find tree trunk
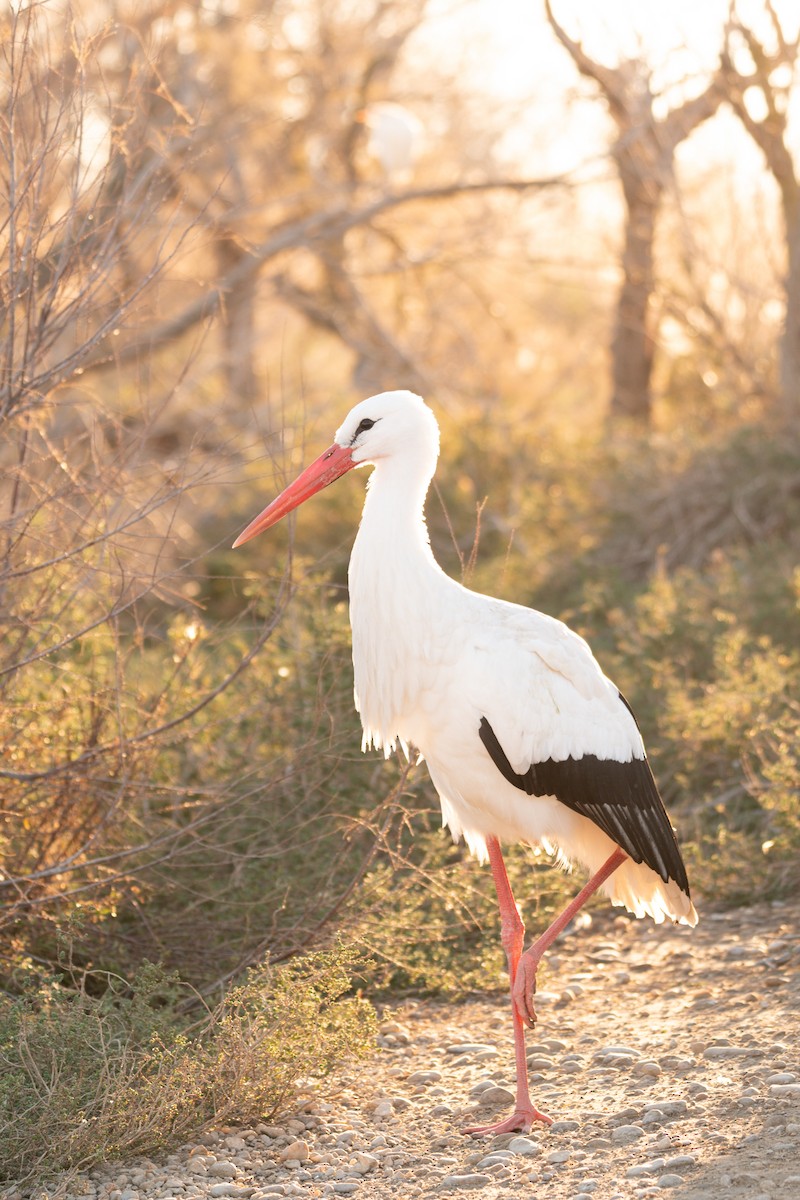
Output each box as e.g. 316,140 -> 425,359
780,208 -> 800,409
217,237 -> 259,406
611,183 -> 660,424
721,9 -> 800,415
544,2 -> 723,427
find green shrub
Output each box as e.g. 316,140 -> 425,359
0,945 -> 375,1185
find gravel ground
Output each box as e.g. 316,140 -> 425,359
11,898 -> 800,1200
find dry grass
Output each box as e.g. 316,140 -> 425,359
0,946 -> 375,1186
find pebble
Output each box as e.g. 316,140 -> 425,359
703,1045 -> 762,1060
209,1161 -> 239,1178
507,1136 -> 542,1156
477,1085 -> 515,1105
281,1140 -> 309,1162
657,1175 -> 684,1188
477,1152 -> 512,1168
643,1100 -> 687,1116
627,1164 -> 660,1178
351,1153 -> 378,1174
634,1060 -> 662,1077
440,1173 -> 492,1189
611,1124 -> 644,1144
407,1069 -> 442,1084
446,1043 -> 497,1055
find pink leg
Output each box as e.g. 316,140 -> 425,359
464,836 -> 551,1137
513,845 -> 628,1026
464,840 -> 628,1137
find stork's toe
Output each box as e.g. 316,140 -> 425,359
512,950 -> 540,1027
463,1104 -> 552,1137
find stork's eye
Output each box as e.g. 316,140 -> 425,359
353,417 -> 376,439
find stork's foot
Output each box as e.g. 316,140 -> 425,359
512,947 -> 541,1027
463,1104 -> 552,1137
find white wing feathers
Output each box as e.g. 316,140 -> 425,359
461,595 -> 644,772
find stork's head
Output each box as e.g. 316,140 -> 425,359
336,390 -> 439,467
233,390 -> 440,547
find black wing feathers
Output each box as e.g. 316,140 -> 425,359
478,715 -> 690,896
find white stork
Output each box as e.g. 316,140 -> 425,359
234,390 -> 697,1136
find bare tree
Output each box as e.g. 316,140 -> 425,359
0,4 -> 219,423
66,0 -> 564,409
722,2 -> 800,412
0,4 -> 290,955
0,0 -> 561,983
545,1 -> 724,424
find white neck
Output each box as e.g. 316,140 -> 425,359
347,454 -> 454,754
360,454 -> 436,553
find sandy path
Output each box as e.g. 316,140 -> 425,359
19,899 -> 800,1200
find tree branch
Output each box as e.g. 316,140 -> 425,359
722,5 -> 799,215
79,175 -> 567,376
544,0 -> 634,124
659,78 -> 725,156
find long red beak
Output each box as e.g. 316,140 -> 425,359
232,442 -> 355,548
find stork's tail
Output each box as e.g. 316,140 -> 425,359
603,853 -> 698,926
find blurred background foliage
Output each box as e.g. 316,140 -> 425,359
1,0 -> 799,1180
